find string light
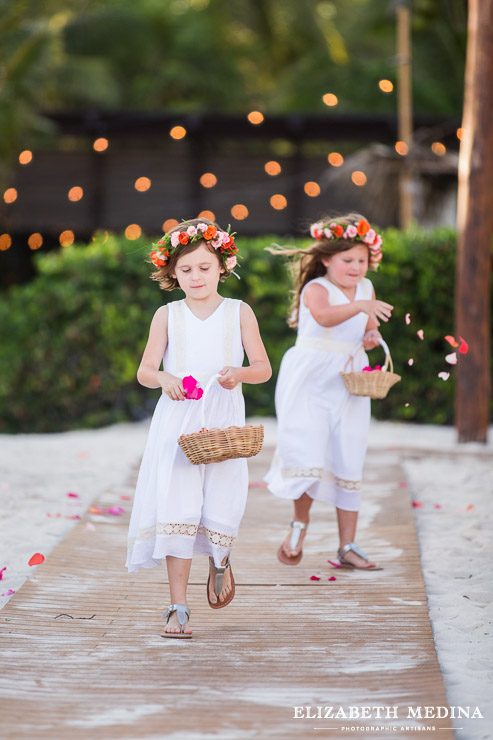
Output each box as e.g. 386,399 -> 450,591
162,219 -> 179,232
431,142 -> 446,156
379,79 -> 393,93
3,188 -> 17,204
304,182 -> 320,197
68,187 -> 83,201
0,234 -> 12,251
395,141 -> 408,156
125,224 -> 142,240
93,138 -> 109,152
59,230 -> 75,247
231,204 -> 249,220
247,111 -> 264,125
19,150 -> 33,165
328,152 -> 344,167
264,161 -> 281,176
135,177 -> 151,192
28,233 -> 43,250
270,194 -> 287,210
170,126 -> 187,140
322,93 -> 338,106
197,210 -> 215,221
200,173 -> 217,188
351,171 -> 367,186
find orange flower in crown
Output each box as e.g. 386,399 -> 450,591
309,217 -> 384,268
150,221 -> 239,275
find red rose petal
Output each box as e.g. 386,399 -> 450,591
328,576 -> 337,581
28,553 -> 45,566
412,501 -> 424,508
0,566 -> 6,580
67,492 -> 79,498
458,336 -> 469,354
310,575 -> 321,581
327,560 -> 341,568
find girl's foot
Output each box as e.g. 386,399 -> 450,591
208,555 -> 234,606
278,520 -> 308,564
162,604 -> 192,638
337,542 -> 382,570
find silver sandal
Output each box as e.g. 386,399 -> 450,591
277,520 -> 308,565
162,603 -> 192,638
207,554 -> 235,609
337,542 -> 383,571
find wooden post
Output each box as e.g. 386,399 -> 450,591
396,3 -> 413,228
455,0 -> 493,443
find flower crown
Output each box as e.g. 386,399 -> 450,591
150,222 -> 239,272
310,218 -> 383,265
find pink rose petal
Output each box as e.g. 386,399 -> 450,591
405,313 -> 411,325
458,336 -> 469,354
404,402 -> 410,407
438,372 -> 450,381
412,501 -> 424,508
434,504 -> 442,509
327,560 -> 341,568
417,329 -> 424,340
1,589 -> 15,597
445,335 -> 459,347
89,506 -> 105,515
398,481 -> 408,487
67,492 -> 79,498
0,567 -> 6,580
466,504 -> 474,511
107,506 -> 125,516
65,514 -> 81,520
328,576 -> 337,581
120,495 -> 132,501
408,358 -> 414,366
445,352 -> 457,365
28,553 -> 45,566
310,575 -> 321,581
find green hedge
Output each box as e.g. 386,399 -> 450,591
0,227 -> 487,432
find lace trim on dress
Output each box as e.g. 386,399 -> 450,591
198,524 -> 236,548
279,461 -> 361,491
128,522 -> 236,549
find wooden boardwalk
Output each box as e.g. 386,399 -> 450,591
0,444 -> 453,740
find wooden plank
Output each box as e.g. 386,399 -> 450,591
0,446 -> 453,739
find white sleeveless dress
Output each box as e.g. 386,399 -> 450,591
264,276 -> 373,511
126,297 -> 249,572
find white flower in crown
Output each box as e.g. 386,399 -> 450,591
323,227 -> 333,239
170,231 -> 180,247
226,255 -> 237,270
345,224 -> 358,238
196,222 -> 208,233
187,225 -> 197,237
310,221 -> 324,238
363,228 -> 376,244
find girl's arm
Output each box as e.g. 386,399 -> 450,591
137,306 -> 186,401
363,287 -> 383,350
218,303 -> 272,389
305,283 -> 393,328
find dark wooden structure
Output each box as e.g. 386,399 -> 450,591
455,0 -> 493,443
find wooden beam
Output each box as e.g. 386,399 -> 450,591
455,0 -> 493,442
396,4 -> 413,229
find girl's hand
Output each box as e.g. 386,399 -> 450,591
160,373 -> 185,401
363,329 -> 381,350
358,299 -> 393,325
217,366 -> 241,390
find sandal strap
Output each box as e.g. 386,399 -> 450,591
209,555 -> 231,598
289,520 -> 308,551
163,603 -> 190,631
339,542 -> 368,562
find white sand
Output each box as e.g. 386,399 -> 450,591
0,418 -> 492,739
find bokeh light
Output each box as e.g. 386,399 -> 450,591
322,93 -> 338,106
162,219 -> 179,232
247,111 -> 264,125
351,171 -> 367,186
328,152 -> 344,167
456,128 -> 464,141
264,161 -> 281,176
93,138 -> 109,152
431,141 -> 446,156
198,210 -> 215,221
135,177 -> 151,192
59,230 -> 75,247
3,188 -> 18,204
68,186 -> 83,201
270,194 -> 287,210
304,181 -> 321,197
170,126 -> 187,140
379,79 -> 394,93
19,150 -> 33,165
125,224 -> 142,240
0,234 -> 12,251
28,233 -> 43,250
231,204 -> 249,220
395,141 -> 408,156
200,173 -> 217,188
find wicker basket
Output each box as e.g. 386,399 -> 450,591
340,338 -> 401,399
178,374 -> 264,465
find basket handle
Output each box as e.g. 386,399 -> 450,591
199,373 -> 222,430
344,337 -> 394,373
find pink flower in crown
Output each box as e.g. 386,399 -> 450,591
211,235 -> 223,249
323,227 -> 333,239
170,231 -> 180,248
187,225 -> 197,237
310,222 -> 323,239
345,224 -> 358,238
225,255 -> 237,270
196,222 -> 208,233
373,234 -> 383,249
363,228 -> 376,244
220,230 -> 231,245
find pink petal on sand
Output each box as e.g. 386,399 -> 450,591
65,514 -> 81,520
417,329 -> 424,340
1,589 -> 15,597
412,501 -> 424,508
107,506 -> 125,516
120,495 -> 132,501
327,560 -> 341,568
466,504 -> 474,511
445,352 -> 457,365
89,506 -> 105,515
438,372 -> 450,381
28,553 -> 45,566
405,313 -> 411,325
248,481 -> 268,488
458,336 -> 469,354
408,358 -> 414,366
0,567 -> 6,580
328,576 -> 337,581
434,504 -> 442,509
67,492 -> 79,498
310,575 -> 321,581
445,335 -> 459,347
398,481 -> 408,487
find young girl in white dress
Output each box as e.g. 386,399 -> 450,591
127,218 -> 271,638
264,214 -> 393,570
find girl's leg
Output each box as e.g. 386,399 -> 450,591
280,493 -> 314,558
208,551 -> 234,606
336,508 -> 377,569
164,555 -> 193,635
